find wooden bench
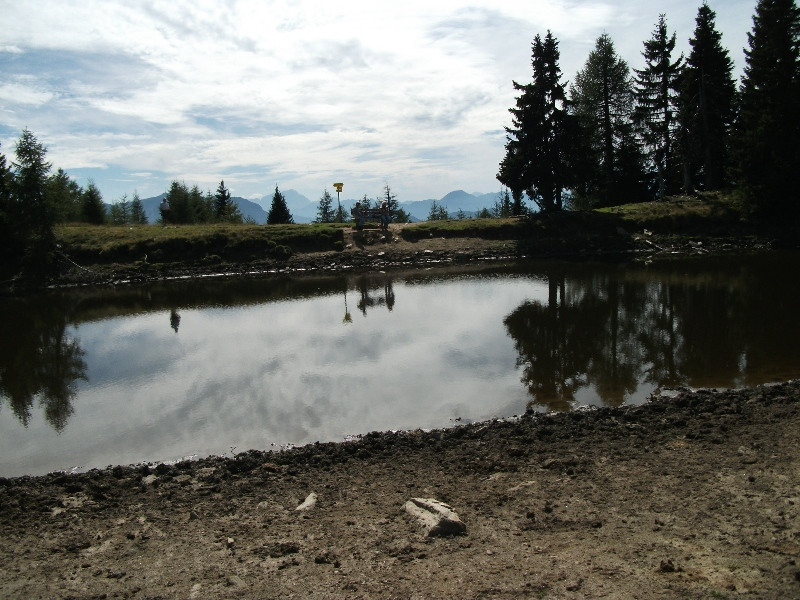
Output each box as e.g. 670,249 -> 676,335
351,207 -> 389,230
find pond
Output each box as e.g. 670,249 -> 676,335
1,251 -> 799,477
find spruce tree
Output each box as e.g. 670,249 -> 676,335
499,31 -> 573,212
213,180 -> 241,223
214,180 -> 232,220
165,181 -> 190,224
267,185 -> 294,224
0,143 -> 16,275
382,184 -> 409,223
571,34 -> 647,206
334,201 -> 348,224
189,185 -> 213,224
6,129 -> 62,278
427,200 -> 448,220
315,189 -> 335,223
81,181 -> 106,224
45,168 -> 83,222
634,15 -> 684,198
737,0 -> 800,218
130,192 -> 148,224
12,128 -> 53,235
109,194 -> 131,225
0,144 -> 10,207
679,3 -> 736,192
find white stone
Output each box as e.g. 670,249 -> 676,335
404,497 -> 466,536
295,492 -> 318,511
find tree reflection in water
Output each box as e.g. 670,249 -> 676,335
504,256 -> 800,411
504,270 -> 601,411
0,297 -> 87,431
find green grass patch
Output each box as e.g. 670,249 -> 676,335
399,218 -> 526,241
56,223 -> 346,265
596,192 -> 746,234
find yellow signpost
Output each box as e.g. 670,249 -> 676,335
333,183 -> 343,219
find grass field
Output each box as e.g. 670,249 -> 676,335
54,193 -> 759,268
55,222 -> 348,265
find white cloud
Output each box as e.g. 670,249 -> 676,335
0,0 -> 754,203
0,80 -> 54,106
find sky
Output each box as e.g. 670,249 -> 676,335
1,0 -> 756,205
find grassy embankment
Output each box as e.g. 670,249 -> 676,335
54,193 -> 781,270
397,192 -> 757,255
55,222 -> 349,268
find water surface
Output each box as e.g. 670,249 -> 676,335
1,252 -> 798,477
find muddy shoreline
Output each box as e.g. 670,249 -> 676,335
2,381 -> 799,598
33,224 -> 782,292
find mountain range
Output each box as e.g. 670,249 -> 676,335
135,189 -> 505,224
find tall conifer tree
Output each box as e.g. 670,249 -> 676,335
12,129 -> 53,235
634,15 -> 684,198
737,0 -> 800,218
267,185 -> 294,224
571,34 -> 647,206
498,31 -> 573,212
3,131 -> 59,278
214,180 -> 241,223
81,181 -> 106,224
214,180 -> 232,220
679,3 -> 736,192
130,191 -> 148,224
315,189 -> 335,223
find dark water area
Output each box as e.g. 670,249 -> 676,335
1,251 -> 798,477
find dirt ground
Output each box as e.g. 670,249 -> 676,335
2,380 -> 799,599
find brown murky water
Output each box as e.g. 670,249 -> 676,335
1,251 -> 798,476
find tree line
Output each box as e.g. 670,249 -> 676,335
498,0 -> 800,219
159,180 -> 245,225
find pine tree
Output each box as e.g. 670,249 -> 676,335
118,195 -> 130,223
571,34 -> 647,207
315,189 -> 335,223
0,142 -> 17,274
189,185 -> 213,224
214,180 -> 231,220
334,201 -> 348,224
737,0 -> 800,218
109,194 -> 131,225
679,3 -> 737,192
130,192 -> 147,224
0,144 -> 10,207
165,181 -> 190,224
4,129 -> 62,278
12,128 -> 53,235
81,180 -> 106,224
499,31 -> 573,212
428,200 -> 448,220
267,185 -> 294,224
45,168 -> 83,222
634,15 -> 684,198
214,180 -> 241,223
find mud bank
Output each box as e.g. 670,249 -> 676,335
33,223 -> 780,292
2,381 -> 799,599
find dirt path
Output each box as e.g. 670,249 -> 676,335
2,381 -> 799,599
